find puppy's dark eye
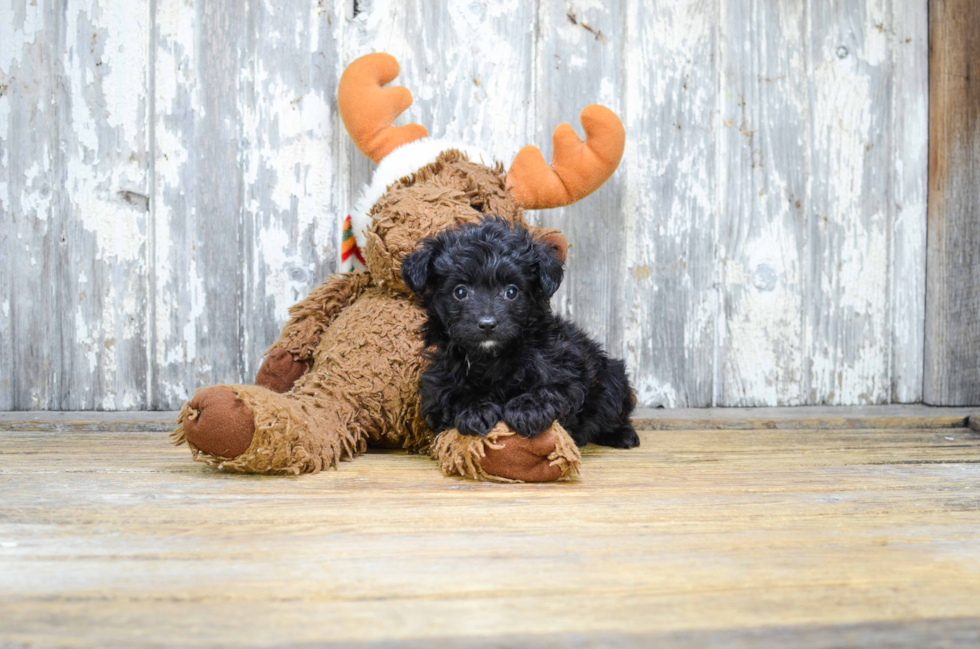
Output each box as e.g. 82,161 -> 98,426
453,285 -> 468,300
504,285 -> 519,300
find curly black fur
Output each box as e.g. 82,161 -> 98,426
401,217 -> 639,449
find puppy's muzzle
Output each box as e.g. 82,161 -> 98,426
478,316 -> 497,332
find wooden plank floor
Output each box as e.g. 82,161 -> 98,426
2,409 -> 980,647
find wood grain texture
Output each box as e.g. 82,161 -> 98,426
622,0 -> 718,408
1,1 -> 933,409
239,0 -> 344,391
924,0 -> 980,405
534,2 -> 626,358
150,0 -> 345,408
1,424 -> 979,645
151,0 -> 249,407
717,0 -> 928,407
717,0 -> 808,406
1,0 -> 150,409
0,1 -> 64,409
807,0 -> 900,405
889,0 -> 929,403
340,0 -> 538,200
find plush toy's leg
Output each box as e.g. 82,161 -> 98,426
431,422 -> 581,483
172,379 -> 367,475
173,386 -> 256,459
273,271 -> 372,361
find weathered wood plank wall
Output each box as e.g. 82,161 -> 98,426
0,0 -> 930,410
1,0 -> 151,409
924,0 -> 980,406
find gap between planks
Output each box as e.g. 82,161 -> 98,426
0,405 -> 976,433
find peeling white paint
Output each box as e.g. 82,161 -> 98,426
255,225 -> 310,322
61,0 -> 148,267
347,0 -> 530,163
0,0 -> 151,409
243,72 -> 333,233
98,0 -> 148,145
0,1 -> 45,75
633,375 -> 680,410
2,0 -> 930,409
19,161 -> 52,220
808,17 -> 891,405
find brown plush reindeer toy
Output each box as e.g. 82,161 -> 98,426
172,53 -> 625,482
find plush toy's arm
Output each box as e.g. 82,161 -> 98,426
255,271 -> 372,392
272,271 -> 372,360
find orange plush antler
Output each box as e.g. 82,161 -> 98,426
506,105 -> 625,210
338,53 -> 428,163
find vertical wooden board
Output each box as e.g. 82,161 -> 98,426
924,0 -> 980,405
62,0 -> 151,409
716,0 -> 807,406
888,0 -> 927,403
151,0 -> 247,408
622,0 -> 718,407
0,1 -> 64,409
341,0 -> 537,201
0,0 -> 150,410
534,1 -> 627,362
806,0 -> 892,405
239,1 -> 344,380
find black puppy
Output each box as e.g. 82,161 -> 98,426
400,217 -> 639,449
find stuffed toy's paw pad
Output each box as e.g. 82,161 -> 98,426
175,386 -> 256,459
432,422 -> 581,483
255,348 -> 309,393
482,424 -> 573,482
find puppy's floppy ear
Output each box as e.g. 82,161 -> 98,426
534,229 -> 568,264
400,246 -> 434,297
534,232 -> 566,298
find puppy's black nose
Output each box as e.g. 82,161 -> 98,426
478,316 -> 497,332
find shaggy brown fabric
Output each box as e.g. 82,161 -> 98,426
364,151 -> 527,293
174,383 -> 359,474
255,348 -> 309,393
431,422 -> 582,483
272,271 -> 372,362
173,151 -> 577,481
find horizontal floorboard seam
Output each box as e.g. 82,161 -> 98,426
1,406 -> 978,432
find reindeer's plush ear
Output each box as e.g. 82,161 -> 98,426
400,246 -> 435,297
534,234 -> 565,299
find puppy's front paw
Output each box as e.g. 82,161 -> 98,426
455,402 -> 503,437
621,427 -> 641,449
503,394 -> 557,438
